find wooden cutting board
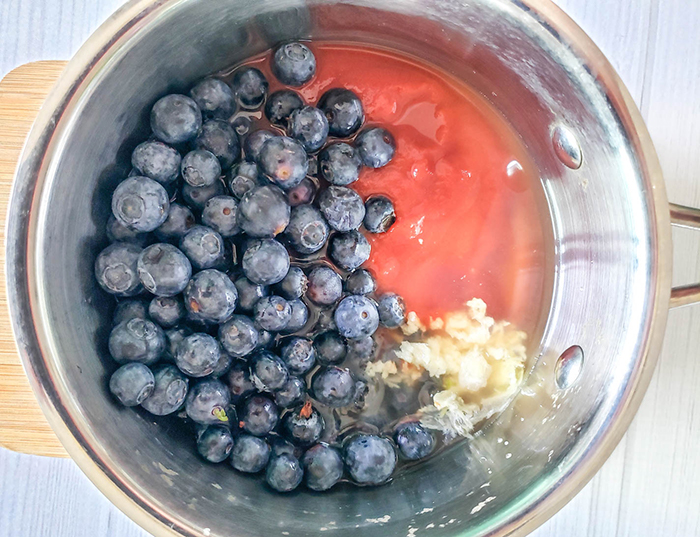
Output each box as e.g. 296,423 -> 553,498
0,61 -> 68,457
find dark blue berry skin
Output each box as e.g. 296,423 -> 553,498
315,307 -> 337,332
334,295 -> 379,339
224,360 -> 256,403
150,94 -> 202,145
344,434 -> 397,485
269,436 -> 304,459
306,266 -> 343,306
285,205 -> 329,255
197,425 -> 234,463
233,276 -> 268,312
232,67 -> 269,109
155,203 -> 195,242
272,42 -> 316,87
181,180 -> 226,211
394,421 -> 434,460
238,185 -> 290,238
185,379 -> 232,425
318,186 -> 365,232
265,90 -> 304,126
232,115 -> 252,137
254,295 -> 292,332
344,269 -> 376,295
131,140 -> 181,185
140,364 -> 189,416
279,337 -> 316,376
112,176 -> 170,232
137,243 -> 192,296
346,336 -> 376,365
356,127 -> 396,168
95,242 -> 143,297
113,298 -> 149,326
226,161 -> 263,200
202,195 -> 239,237
265,453 -> 303,492
106,215 -> 150,246
109,363 -> 155,407
211,351 -> 233,378
329,231 -> 371,271
314,331 -> 347,365
179,225 -> 226,270
286,177 -> 316,207
218,315 -> 259,357
318,88 -> 364,138
184,269 -> 238,323
240,395 -> 279,436
274,266 -> 307,299
244,129 -> 276,163
175,332 -> 221,377
164,325 -> 192,360
281,299 -> 309,334
259,136 -> 308,190
250,350 -> 289,391
109,318 -> 165,365
319,142 -> 362,186
194,119 -> 240,170
282,404 -> 324,446
377,293 -> 407,328
242,239 -> 290,285
302,444 -> 344,491
364,196 -> 396,233
274,376 -> 305,408
189,78 -> 235,120
257,329 -> 275,349
311,366 -> 358,408
148,296 -> 185,328
181,149 -> 221,187
231,434 -> 271,473
288,106 -> 329,152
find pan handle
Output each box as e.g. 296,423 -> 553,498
669,203 -> 700,308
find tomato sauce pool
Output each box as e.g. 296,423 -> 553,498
237,43 -> 550,335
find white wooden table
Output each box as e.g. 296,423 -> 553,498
1,0 -> 699,536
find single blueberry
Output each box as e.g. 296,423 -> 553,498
318,186 -> 365,232
181,180 -> 226,211
219,315 -> 259,357
329,230 -> 371,271
250,350 -> 289,391
306,266 -> 342,306
140,364 -> 189,416
282,402 -> 324,446
394,421 -> 435,460
106,215 -> 150,246
238,185 -> 290,238
279,337 -> 315,375
112,176 -> 170,232
211,351 -> 234,378
242,239 -> 290,285
265,89 -> 304,126
257,328 -> 275,349
232,115 -> 252,136
364,196 -> 396,233
179,225 -> 226,270
137,243 -> 192,296
274,266 -> 307,299
356,127 -> 396,168
254,295 -> 292,332
346,336 -> 376,365
184,269 -> 238,323
285,205 -> 329,255
280,299 -> 309,334
189,78 -> 235,120
181,149 -> 221,188
113,298 -> 149,326
232,67 -> 269,109
288,106 -> 329,153
344,434 -> 397,485
224,360 -> 256,403
226,161 -> 263,199
266,453 -> 304,492
197,425 -> 234,463
302,443 -> 344,491
164,325 -> 193,361
334,295 -> 379,339
175,332 -> 221,377
258,136 -> 308,190
109,318 -> 165,365
314,331 -> 347,365
318,88 -> 364,138
274,376 -> 306,408
269,436 -> 305,459
240,394 -> 279,436
272,42 -> 316,87
131,140 -> 181,184
377,293 -> 407,328
231,434 -> 271,473
109,363 -> 155,407
244,129 -> 277,163
148,296 -> 185,328
185,379 -> 232,425
286,177 -> 317,207
202,195 -> 240,237
155,203 -> 195,242
344,269 -> 376,295
150,94 -> 202,145
194,119 -> 240,170
311,366 -> 357,408
233,276 -> 268,312
319,142 -> 362,186
95,242 -> 143,297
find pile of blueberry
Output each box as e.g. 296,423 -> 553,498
95,42 -> 435,493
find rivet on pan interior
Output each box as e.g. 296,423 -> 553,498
552,124 -> 583,169
554,345 -> 584,389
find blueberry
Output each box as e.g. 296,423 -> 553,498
281,299 -> 309,334
269,436 -> 304,459
181,149 -> 221,188
238,185 -> 290,238
285,205 -> 329,254
181,180 -> 225,211
356,127 -> 396,168
232,115 -> 252,136
318,186 -> 365,232
175,332 -> 221,377
265,89 -> 304,126
346,336 -> 376,365
112,176 -> 170,232
113,298 -> 149,326
307,155 -> 319,177
202,195 -> 239,237
194,119 -> 240,170
211,351 -> 233,378
148,296 -> 185,328
150,94 -> 202,144
242,239 -> 290,285
272,42 -> 316,87
314,331 -> 347,365
329,230 -> 371,271
344,269 -> 376,295
311,366 -> 358,408
179,225 -> 226,270
364,196 -> 396,233
274,266 -> 307,299
131,140 -> 181,185
282,402 -> 324,446
254,295 -> 292,332
279,337 -> 316,376
185,379 -> 232,425
232,67 -> 269,109
315,307 -> 337,332
240,394 -> 279,436
250,350 -> 289,391
109,318 -> 165,365
344,434 -> 397,485
109,363 -> 155,407
286,177 -> 317,207
95,242 -> 143,297
233,276 -> 268,312
259,136 -> 308,190
394,421 -> 434,460
274,376 -> 306,408
288,106 -> 329,152
231,434 -> 271,473
164,325 -> 192,360
306,266 -> 342,305
106,215 -> 150,246
257,329 -> 275,349
137,243 -> 192,296
141,364 -> 189,416
155,203 -> 195,242
218,315 -> 258,357
226,161 -> 262,199
302,444 -> 343,491
224,360 -> 256,403
197,425 -> 234,463
377,293 -> 407,328
319,142 -> 362,186
334,296 -> 379,339
244,129 -> 277,163
184,269 -> 238,323
265,453 -> 304,492
318,88 -> 364,138
189,78 -> 235,120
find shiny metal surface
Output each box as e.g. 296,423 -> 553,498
3,0 -> 685,536
551,124 -> 583,170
